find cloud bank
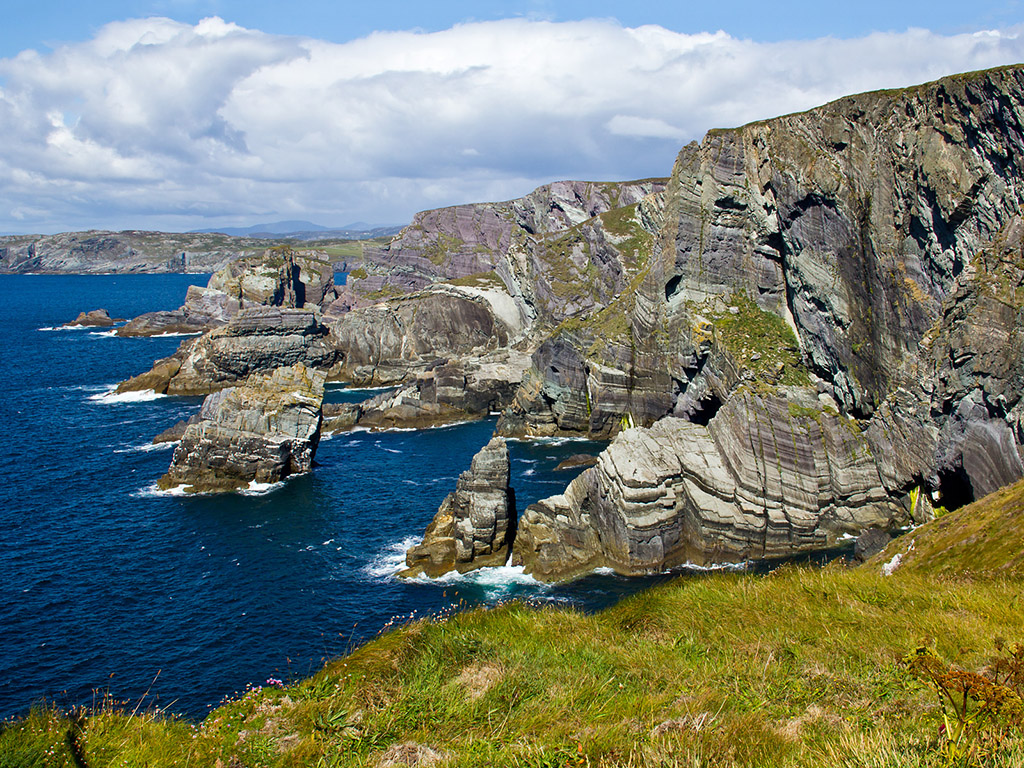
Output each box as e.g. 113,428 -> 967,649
1,17 -> 1022,232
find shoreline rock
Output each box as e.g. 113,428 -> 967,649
400,438 -> 515,578
62,308 -> 124,328
158,363 -> 326,493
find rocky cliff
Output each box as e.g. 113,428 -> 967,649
405,65 -> 1024,579
117,248 -> 337,337
0,230 -> 289,274
158,363 -> 326,493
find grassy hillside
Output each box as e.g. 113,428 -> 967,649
871,478 -> 1024,579
3,558 -> 1023,767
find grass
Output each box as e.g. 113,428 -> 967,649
4,558 -> 1023,766
872,478 -> 1024,580
694,291 -> 812,387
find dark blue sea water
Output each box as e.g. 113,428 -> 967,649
0,274 -> 682,721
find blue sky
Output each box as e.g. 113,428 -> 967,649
0,1 -> 1022,233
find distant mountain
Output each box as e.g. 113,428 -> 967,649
191,220 -> 404,240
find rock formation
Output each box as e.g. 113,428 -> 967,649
401,438 -> 515,578
107,65 -> 1024,577
117,248 -> 337,337
62,309 -> 123,328
323,350 -> 530,433
158,363 -> 326,493
117,307 -> 337,396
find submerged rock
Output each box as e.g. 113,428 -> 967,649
158,363 -> 326,493
400,438 -> 515,578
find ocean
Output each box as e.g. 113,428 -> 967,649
0,274 -> 682,721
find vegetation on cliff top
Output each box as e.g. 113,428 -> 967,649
5,535 -> 1023,766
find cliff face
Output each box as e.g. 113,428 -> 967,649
500,66 -> 1024,577
336,179 -> 667,328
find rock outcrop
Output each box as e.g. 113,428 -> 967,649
324,350 -> 530,433
118,307 -> 337,396
331,178 -> 667,329
325,282 -> 524,385
401,438 -> 515,578
158,363 -> 326,493
62,309 -> 122,328
117,248 -> 337,337
511,388 -> 926,581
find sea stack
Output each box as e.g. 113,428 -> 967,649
401,437 -> 515,578
158,363 -> 326,493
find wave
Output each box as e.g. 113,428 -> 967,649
240,480 -> 286,496
38,325 -> 83,332
362,536 -> 421,580
88,386 -> 166,404
404,564 -> 551,597
134,482 -> 191,498
113,442 -> 177,454
88,330 -> 118,338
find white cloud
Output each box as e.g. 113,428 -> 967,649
607,115 -> 686,140
0,17 -> 1022,233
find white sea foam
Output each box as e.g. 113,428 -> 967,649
134,482 -> 191,498
89,386 -> 166,404
362,536 -> 421,580
522,468 -> 536,476
88,330 -> 118,338
38,325 -> 82,332
113,441 -> 176,454
240,480 -> 286,496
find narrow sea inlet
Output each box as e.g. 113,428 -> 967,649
0,274 -> 669,720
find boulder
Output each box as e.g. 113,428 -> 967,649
400,438 -> 515,578
157,363 -> 326,493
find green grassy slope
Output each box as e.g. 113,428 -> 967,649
3,561 -> 1023,767
871,478 -> 1024,580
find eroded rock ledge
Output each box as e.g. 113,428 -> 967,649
158,363 -> 326,493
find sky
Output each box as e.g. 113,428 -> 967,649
0,1 -> 1022,234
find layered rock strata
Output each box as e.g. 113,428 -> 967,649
117,307 -> 337,396
401,438 -> 515,578
512,388 -> 923,581
118,249 -> 336,337
324,351 -> 530,433
158,363 -> 325,493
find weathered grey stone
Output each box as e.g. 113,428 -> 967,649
854,529 -> 892,563
512,389 -> 911,581
400,438 -> 515,578
117,307 -> 337,396
158,363 -> 325,493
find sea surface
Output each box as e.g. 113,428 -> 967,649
0,274 -> 693,721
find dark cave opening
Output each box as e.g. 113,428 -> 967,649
665,275 -> 682,301
937,465 -> 975,511
688,394 -> 722,427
